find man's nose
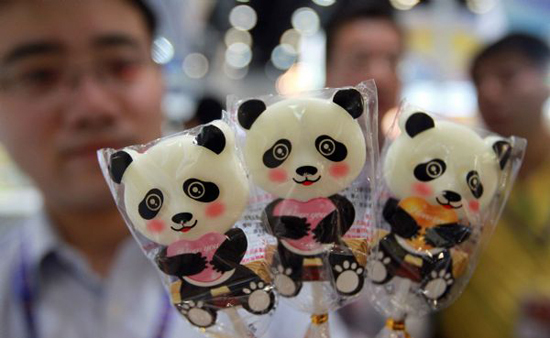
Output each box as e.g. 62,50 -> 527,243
63,74 -> 120,130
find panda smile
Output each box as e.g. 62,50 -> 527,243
171,219 -> 197,233
436,198 -> 462,209
292,176 -> 321,186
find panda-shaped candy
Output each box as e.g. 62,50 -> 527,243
237,88 -> 368,298
368,110 -> 511,307
108,121 -> 275,328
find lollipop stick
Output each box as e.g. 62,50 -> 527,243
304,282 -> 330,338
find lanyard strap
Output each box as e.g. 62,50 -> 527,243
14,240 -> 173,338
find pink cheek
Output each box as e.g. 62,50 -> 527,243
146,220 -> 165,233
205,202 -> 225,218
469,200 -> 480,213
269,169 -> 288,183
329,163 -> 349,178
412,183 -> 433,197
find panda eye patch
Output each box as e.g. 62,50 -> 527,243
183,178 -> 219,202
315,135 -> 347,162
414,159 -> 446,181
139,189 -> 164,220
263,139 -> 292,168
467,171 -> 484,198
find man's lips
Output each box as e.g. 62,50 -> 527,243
171,219 -> 197,232
292,176 -> 321,186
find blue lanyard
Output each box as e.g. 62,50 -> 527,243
14,240 -> 174,338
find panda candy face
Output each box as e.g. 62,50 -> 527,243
110,122 -> 249,245
384,111 -> 510,216
238,89 -> 367,202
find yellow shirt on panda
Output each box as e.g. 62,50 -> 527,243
439,156 -> 550,338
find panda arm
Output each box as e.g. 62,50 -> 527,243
264,199 -> 310,239
155,247 -> 208,276
383,198 -> 420,239
425,223 -> 472,248
313,195 -> 355,243
211,228 -> 248,273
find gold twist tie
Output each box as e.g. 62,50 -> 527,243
311,314 -> 329,325
386,319 -> 411,338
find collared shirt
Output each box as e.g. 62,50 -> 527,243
0,212 -> 351,338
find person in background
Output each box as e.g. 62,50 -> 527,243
438,32 -> 550,338
0,1 -> 351,337
324,2 -> 435,338
325,0 -> 404,147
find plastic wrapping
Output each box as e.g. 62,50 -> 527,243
229,80 -> 379,337
98,119 -> 276,338
366,103 -> 526,337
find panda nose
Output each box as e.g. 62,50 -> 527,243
172,212 -> 193,224
443,190 -> 462,202
296,166 -> 318,176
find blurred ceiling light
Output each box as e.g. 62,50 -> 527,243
229,5 -> 257,31
312,0 -> 336,6
182,53 -> 209,79
224,28 -> 253,47
223,63 -> 248,80
271,44 -> 298,70
152,37 -> 174,64
291,7 -> 320,36
389,0 -> 420,11
225,42 -> 252,69
280,29 -> 301,50
466,0 -> 497,14
236,0 -> 249,2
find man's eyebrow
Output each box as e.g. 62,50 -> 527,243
2,42 -> 63,66
93,34 -> 143,50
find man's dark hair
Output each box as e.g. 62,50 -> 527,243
471,32 -> 550,80
128,0 -> 157,37
324,0 -> 399,62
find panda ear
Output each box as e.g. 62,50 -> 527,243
238,99 -> 266,130
332,88 -> 364,119
195,124 -> 226,155
109,150 -> 133,184
492,140 -> 512,170
404,112 -> 435,138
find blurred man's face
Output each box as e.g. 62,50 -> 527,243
0,0 -> 164,212
474,52 -> 549,137
326,18 -> 402,121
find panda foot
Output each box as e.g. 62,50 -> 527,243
367,251 -> 391,284
333,260 -> 365,295
421,270 -> 453,301
177,300 -> 216,328
272,265 -> 302,297
242,280 -> 275,314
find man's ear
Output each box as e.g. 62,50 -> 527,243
109,151 -> 133,184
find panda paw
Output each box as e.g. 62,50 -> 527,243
242,281 -> 275,314
333,260 -> 365,296
367,251 -> 391,284
177,300 -> 216,328
422,270 -> 453,300
272,265 -> 302,297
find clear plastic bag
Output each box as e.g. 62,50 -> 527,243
229,80 -> 379,337
98,118 -> 276,338
365,102 -> 526,337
